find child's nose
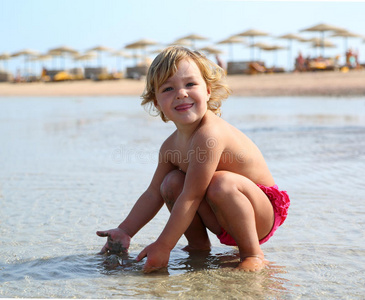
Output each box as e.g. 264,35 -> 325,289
176,88 -> 188,99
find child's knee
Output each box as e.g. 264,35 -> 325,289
160,169 -> 185,202
206,171 -> 234,204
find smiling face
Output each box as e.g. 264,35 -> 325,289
154,58 -> 211,127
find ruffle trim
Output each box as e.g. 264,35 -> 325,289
257,184 -> 290,226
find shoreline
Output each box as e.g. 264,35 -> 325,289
227,70 -> 365,97
0,70 -> 364,97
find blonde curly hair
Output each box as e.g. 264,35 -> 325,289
141,46 -> 231,122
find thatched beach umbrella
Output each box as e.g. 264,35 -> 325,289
259,45 -> 287,67
88,45 -> 113,52
11,48 -> 39,58
0,52 -> 11,60
252,42 -> 271,48
330,30 -> 363,53
300,23 -> 345,56
150,48 -> 165,55
301,23 -> 345,33
178,34 -> 208,49
277,33 -> 305,70
111,50 -> 131,72
217,35 -> 246,62
46,49 -> 63,69
310,39 -> 336,56
28,54 -> 52,63
199,46 -> 224,56
11,49 -> 40,73
199,46 -> 225,68
238,29 -> 269,38
237,29 -> 270,61
251,42 -> 271,61
125,39 -> 158,50
278,33 -> 303,40
74,52 -> 97,68
27,54 -> 52,72
170,38 -> 193,47
125,39 -> 158,64
49,45 -> 78,55
311,39 -> 336,48
0,52 -> 11,70
87,45 -> 113,67
49,46 -> 79,69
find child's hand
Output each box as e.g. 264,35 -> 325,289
136,241 -> 170,273
96,227 -> 131,255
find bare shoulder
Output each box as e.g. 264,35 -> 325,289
160,130 -> 177,151
192,112 -> 234,148
159,130 -> 179,165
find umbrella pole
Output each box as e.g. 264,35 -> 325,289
134,50 -> 138,65
144,47 -> 147,65
24,55 -> 27,76
230,43 -> 234,62
250,36 -> 255,61
344,37 -> 348,54
288,39 -> 292,71
274,51 -> 277,67
119,57 -> 123,73
32,60 -> 36,75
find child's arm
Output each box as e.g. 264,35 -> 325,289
97,147 -> 176,254
137,131 -> 224,272
96,188 -> 164,254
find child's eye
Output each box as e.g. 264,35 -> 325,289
162,87 -> 173,92
186,82 -> 195,87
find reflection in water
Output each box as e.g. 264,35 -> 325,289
98,249 -> 288,299
0,249 -> 288,299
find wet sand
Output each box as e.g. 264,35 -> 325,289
0,70 -> 364,97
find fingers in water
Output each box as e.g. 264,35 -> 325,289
107,240 -> 127,254
96,231 -> 109,237
97,243 -> 109,255
136,250 -> 146,262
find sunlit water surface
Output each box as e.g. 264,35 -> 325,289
0,96 -> 364,299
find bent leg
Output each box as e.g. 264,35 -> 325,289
206,171 -> 274,271
160,169 -> 214,251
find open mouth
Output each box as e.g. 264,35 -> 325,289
175,103 -> 194,111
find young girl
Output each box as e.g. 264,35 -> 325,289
97,46 -> 290,272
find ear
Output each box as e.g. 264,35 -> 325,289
153,99 -> 161,111
206,85 -> 212,101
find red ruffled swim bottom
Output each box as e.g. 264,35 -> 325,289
217,184 -> 290,246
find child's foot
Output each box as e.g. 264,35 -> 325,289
235,255 -> 266,272
182,243 -> 211,252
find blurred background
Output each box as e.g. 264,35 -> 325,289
1,0 -> 364,81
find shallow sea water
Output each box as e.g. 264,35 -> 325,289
0,96 -> 364,299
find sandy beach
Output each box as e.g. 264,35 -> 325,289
1,70 -> 364,97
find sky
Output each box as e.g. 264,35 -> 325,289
1,0 -> 365,73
